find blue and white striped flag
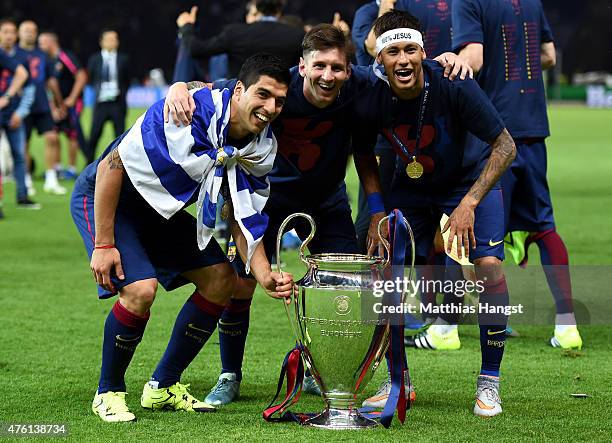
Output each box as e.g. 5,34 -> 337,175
118,87 -> 276,273
372,60 -> 390,85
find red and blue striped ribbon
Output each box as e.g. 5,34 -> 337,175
380,209 -> 409,428
262,345 -> 305,421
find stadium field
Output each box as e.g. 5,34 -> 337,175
0,105 -> 610,441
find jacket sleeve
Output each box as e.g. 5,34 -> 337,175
120,54 -> 130,90
180,23 -> 230,58
86,54 -> 97,85
15,84 -> 36,119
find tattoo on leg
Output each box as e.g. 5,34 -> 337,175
107,147 -> 124,170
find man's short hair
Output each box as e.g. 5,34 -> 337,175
39,30 -> 58,40
372,10 -> 422,38
254,0 -> 283,16
238,53 -> 291,89
0,18 -> 17,29
19,19 -> 37,28
99,28 -> 118,40
302,24 -> 355,63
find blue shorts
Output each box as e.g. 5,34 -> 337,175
25,112 -> 55,139
55,104 -> 83,140
501,140 -> 555,232
397,186 -> 505,264
232,183 -> 359,279
70,174 -> 227,299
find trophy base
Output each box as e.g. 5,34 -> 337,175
305,408 -> 378,430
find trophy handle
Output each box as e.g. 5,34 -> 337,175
275,213 -> 316,343
275,212 -> 316,272
377,216 -> 392,268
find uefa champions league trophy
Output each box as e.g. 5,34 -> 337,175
276,213 -> 397,429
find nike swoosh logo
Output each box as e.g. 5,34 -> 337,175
187,323 -> 211,334
218,320 -> 244,326
476,398 -> 495,410
116,335 -> 141,342
487,329 -> 505,336
489,239 -> 504,246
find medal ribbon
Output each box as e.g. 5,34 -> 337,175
388,72 -> 430,167
262,344 -> 305,421
380,209 -> 410,428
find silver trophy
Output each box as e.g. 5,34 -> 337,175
276,213 -> 414,430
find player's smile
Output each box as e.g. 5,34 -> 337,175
318,81 -> 336,94
254,111 -> 270,123
231,74 -> 287,138
394,67 -> 415,83
252,110 -> 272,130
248,102 -> 279,132
378,41 -> 426,99
300,47 -> 351,108
314,80 -> 339,103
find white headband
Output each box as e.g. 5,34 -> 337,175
375,28 -> 424,54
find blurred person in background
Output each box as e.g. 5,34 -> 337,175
86,29 -> 129,164
453,0 -> 583,350
177,0 -> 304,78
0,18 -> 39,208
38,31 -> 87,181
18,20 -> 66,192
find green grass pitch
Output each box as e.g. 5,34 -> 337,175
0,105 -> 611,441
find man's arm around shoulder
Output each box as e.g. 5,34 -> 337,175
457,43 -> 483,74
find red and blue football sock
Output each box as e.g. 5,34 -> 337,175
218,298 -> 251,382
98,300 -> 149,394
531,229 -> 576,322
478,276 -> 509,377
151,291 -> 224,388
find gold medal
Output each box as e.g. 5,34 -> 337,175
216,147 -> 226,165
221,201 -> 231,220
406,158 -> 424,179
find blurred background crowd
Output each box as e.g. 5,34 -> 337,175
0,0 -> 610,219
6,0 -> 612,91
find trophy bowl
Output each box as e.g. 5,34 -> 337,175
277,214 -> 391,429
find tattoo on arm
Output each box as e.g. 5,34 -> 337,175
107,148 -> 124,170
467,129 -> 516,203
186,81 -> 206,90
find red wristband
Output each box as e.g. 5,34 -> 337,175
94,244 -> 116,250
